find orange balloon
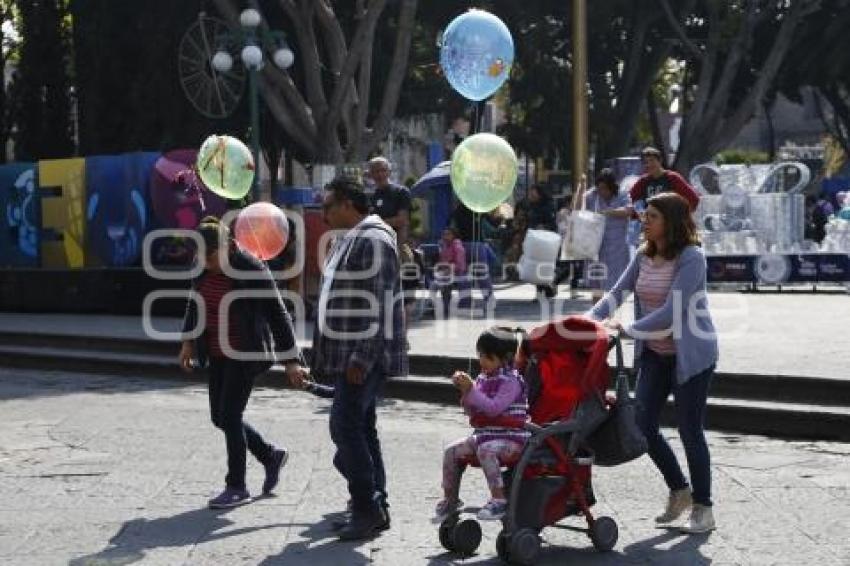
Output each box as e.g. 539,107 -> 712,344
234,202 -> 289,260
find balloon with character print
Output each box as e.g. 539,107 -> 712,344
450,133 -> 518,214
196,135 -> 255,201
439,9 -> 514,102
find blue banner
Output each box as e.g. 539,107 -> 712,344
708,254 -> 849,284
0,163 -> 39,267
85,152 -> 159,266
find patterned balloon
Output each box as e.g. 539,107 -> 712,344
234,202 -> 289,260
440,9 -> 514,101
450,133 -> 518,213
196,135 -> 255,200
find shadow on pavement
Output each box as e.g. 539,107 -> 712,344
259,511 -> 371,566
621,528 -> 713,564
68,507 -> 287,566
425,540 -> 630,565
0,368 -> 196,402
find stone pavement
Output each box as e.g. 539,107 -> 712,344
0,367 -> 847,565
1,284 -> 848,379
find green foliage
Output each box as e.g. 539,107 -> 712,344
715,149 -> 770,165
11,0 -> 73,161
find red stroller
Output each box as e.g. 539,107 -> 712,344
438,316 -> 622,565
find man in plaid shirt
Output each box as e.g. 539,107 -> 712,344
301,177 -> 407,540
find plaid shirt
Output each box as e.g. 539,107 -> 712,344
311,215 -> 408,378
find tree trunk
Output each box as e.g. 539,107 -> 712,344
213,0 -> 418,168
764,99 -> 776,162
593,0 -> 698,163
673,2 -> 815,174
646,90 -> 667,166
819,85 -> 850,154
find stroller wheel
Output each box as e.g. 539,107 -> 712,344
589,516 -> 618,552
438,515 -> 458,551
509,528 -> 541,566
496,530 -> 511,562
452,519 -> 482,556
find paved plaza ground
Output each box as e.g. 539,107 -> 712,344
0,366 -> 847,565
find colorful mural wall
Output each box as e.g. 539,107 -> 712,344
0,151 -> 226,268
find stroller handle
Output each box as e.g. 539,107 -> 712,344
607,334 -> 625,371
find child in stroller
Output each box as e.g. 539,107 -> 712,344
437,315 -> 622,565
435,326 -> 531,524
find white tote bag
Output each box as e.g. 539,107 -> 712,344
561,178 -> 606,261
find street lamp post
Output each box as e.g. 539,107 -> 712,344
211,8 -> 294,202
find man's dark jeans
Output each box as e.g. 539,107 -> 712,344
330,366 -> 387,514
208,357 -> 273,490
635,348 -> 715,506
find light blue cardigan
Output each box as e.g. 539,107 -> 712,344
587,245 -> 719,384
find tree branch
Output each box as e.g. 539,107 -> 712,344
703,2 -> 759,125
263,65 -> 316,135
688,0 -> 721,124
822,85 -> 850,153
321,0 -> 387,149
260,76 -> 316,157
350,9 -> 374,159
657,0 -> 703,60
716,3 -> 812,152
361,0 -> 418,156
618,7 -> 654,105
314,0 -> 358,150
278,0 -> 328,117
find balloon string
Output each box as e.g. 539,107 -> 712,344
197,184 -> 207,212
468,210 -> 482,375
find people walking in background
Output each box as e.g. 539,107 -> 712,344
298,178 -> 407,540
587,193 -> 719,534
179,217 -> 303,509
630,147 -> 700,212
584,169 -> 632,301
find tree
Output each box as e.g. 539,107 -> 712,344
776,0 -> 850,153
670,0 -> 820,174
11,0 -> 73,161
0,1 -> 17,163
495,0 -> 696,169
589,0 -> 698,167
211,0 -> 419,165
497,1 -> 571,167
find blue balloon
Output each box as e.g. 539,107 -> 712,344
440,9 -> 514,101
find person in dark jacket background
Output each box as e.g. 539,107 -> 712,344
516,185 -> 556,231
179,216 -> 304,509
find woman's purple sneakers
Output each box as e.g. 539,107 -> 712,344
208,487 -> 251,509
262,448 -> 289,495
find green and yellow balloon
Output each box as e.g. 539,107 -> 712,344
450,133 -> 518,213
196,135 -> 255,201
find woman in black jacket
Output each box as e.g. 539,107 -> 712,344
179,216 -> 304,508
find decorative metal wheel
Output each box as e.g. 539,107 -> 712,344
178,14 -> 246,119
